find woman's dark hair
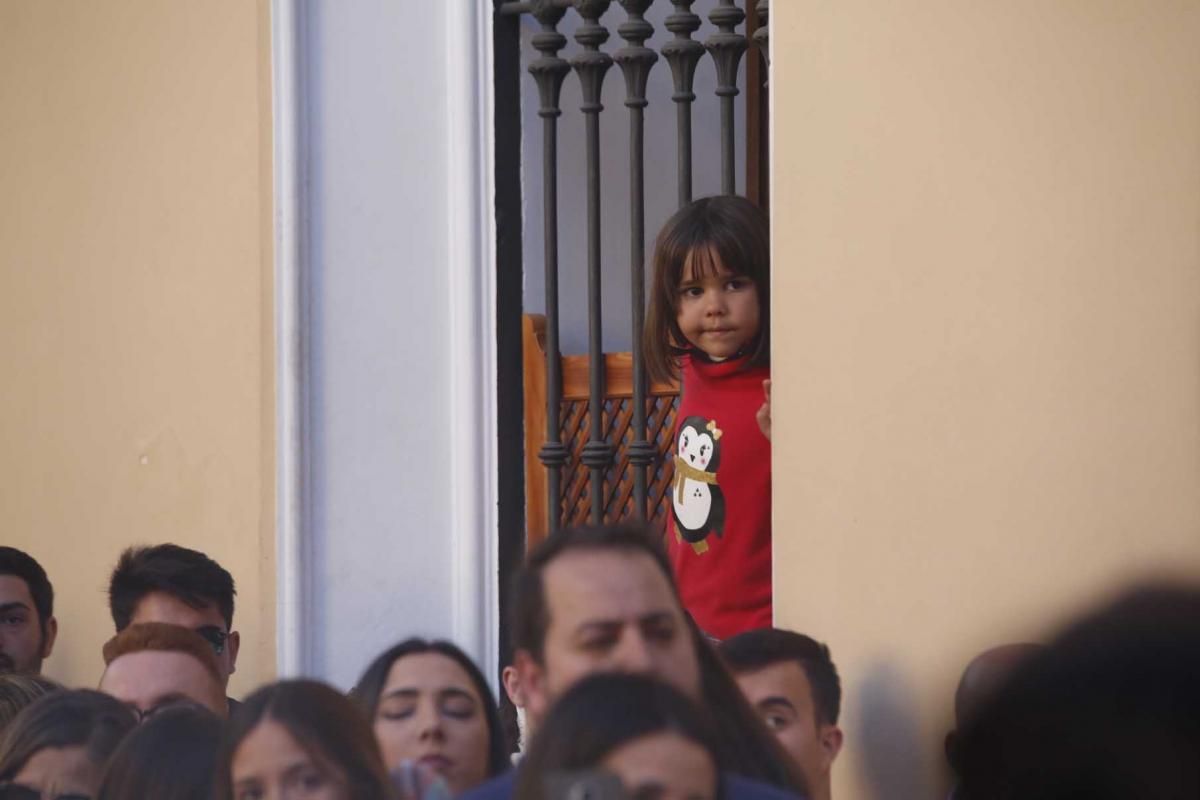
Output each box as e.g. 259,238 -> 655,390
644,195 -> 771,383
213,680 -> 394,800
351,638 -> 508,778
692,622 -> 809,795
0,689 -> 135,781
97,706 -> 223,800
0,675 -> 61,738
515,673 -> 724,800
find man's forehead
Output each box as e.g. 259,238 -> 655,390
0,574 -> 35,605
131,590 -> 222,626
542,548 -> 680,626
737,660 -> 815,709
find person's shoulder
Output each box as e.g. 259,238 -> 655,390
721,773 -> 804,800
458,770 -> 516,800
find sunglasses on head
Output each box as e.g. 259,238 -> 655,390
0,783 -> 89,800
194,625 -> 228,655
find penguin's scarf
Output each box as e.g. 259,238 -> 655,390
674,456 -> 719,503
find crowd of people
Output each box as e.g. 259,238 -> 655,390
2,531 -> 1199,800
4,199 -> 1200,798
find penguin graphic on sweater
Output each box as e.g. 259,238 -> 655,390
671,416 -> 726,554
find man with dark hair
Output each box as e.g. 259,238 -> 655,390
107,544 -> 239,689
0,547 -> 57,675
721,629 -> 844,800
98,622 -> 228,718
463,524 -> 799,800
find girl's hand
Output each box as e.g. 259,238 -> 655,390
756,379 -> 772,441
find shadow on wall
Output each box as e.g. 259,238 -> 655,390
855,661 -> 935,800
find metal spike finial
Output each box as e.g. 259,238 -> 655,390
614,0 -> 658,109
661,0 -> 704,206
705,0 -> 748,194
528,2 -> 572,119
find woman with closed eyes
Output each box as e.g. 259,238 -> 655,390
353,639 -> 507,797
213,680 -> 394,800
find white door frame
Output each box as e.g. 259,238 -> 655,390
270,0 -> 500,683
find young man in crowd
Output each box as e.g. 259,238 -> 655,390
462,524 -> 799,800
107,544 -> 239,700
721,629 -> 844,800
98,621 -> 228,718
0,547 -> 57,676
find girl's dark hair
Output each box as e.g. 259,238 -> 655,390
644,195 -> 771,383
351,638 -> 508,778
213,680 -> 395,800
97,706 -> 223,800
0,689 -> 136,781
514,673 -> 724,800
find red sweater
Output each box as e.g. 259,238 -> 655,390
668,354 -> 772,640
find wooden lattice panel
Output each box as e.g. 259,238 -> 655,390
523,314 -> 680,548
557,395 -> 679,530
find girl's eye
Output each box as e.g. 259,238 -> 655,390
441,697 -> 477,720
726,278 -> 750,291
681,286 -> 703,298
379,704 -> 416,721
236,786 -> 264,800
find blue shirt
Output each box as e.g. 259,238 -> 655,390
459,767 -> 802,800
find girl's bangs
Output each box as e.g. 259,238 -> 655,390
680,242 -> 734,282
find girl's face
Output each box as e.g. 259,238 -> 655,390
373,652 -> 491,795
601,731 -> 717,800
231,718 -> 350,800
11,745 -> 101,798
675,247 -> 760,361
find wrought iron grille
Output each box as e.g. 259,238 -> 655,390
501,0 -> 770,547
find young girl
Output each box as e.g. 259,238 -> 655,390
645,195 -> 772,641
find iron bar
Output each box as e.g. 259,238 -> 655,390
571,0 -> 615,524
706,0 -> 748,195
662,1 -> 703,208
529,0 -> 572,533
614,0 -> 657,519
753,0 -> 769,65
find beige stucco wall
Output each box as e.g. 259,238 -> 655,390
0,1 -> 275,695
771,2 -> 1200,798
